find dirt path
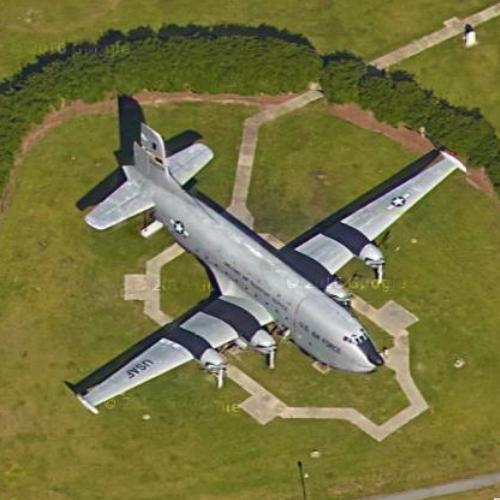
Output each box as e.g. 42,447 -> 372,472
20,91 -> 295,158
331,102 -> 498,199
0,91 -> 297,218
465,166 -> 497,196
331,103 -> 433,153
1,90 -> 496,219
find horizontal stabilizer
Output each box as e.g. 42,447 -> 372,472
85,175 -> 153,230
168,143 -> 214,186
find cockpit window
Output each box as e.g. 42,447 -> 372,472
343,330 -> 368,345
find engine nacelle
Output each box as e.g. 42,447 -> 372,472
324,276 -> 351,306
250,329 -> 276,353
359,243 -> 385,267
199,348 -> 226,388
358,243 -> 385,283
249,329 -> 277,368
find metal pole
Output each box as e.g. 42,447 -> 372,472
297,461 -> 307,500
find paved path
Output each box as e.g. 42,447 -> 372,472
232,236 -> 427,439
364,471 -> 500,499
227,90 -> 322,227
226,364 -> 288,425
124,243 -> 184,326
126,231 -> 428,441
371,2 -> 500,68
258,236 -> 427,440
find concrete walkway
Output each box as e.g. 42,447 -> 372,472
257,236 -> 427,441
364,471 -> 500,499
230,293 -> 425,440
226,364 -> 288,425
126,230 -> 428,441
124,243 -> 184,325
371,1 -> 500,68
227,90 -> 322,227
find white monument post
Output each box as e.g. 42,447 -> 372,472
464,24 -> 477,48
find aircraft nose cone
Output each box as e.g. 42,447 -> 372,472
359,338 -> 384,367
368,350 -> 384,366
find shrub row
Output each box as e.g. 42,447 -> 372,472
0,26 -> 498,196
320,52 -> 500,190
0,25 -> 321,192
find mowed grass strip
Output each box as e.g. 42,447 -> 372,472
0,0 -> 494,78
161,251 -> 212,319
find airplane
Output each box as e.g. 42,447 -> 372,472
67,123 -> 466,414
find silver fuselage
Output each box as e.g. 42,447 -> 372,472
147,165 -> 378,372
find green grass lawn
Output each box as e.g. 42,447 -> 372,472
1,98 -> 499,499
0,0 -> 494,79
399,15 -> 500,132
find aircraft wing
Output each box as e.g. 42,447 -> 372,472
279,150 -> 466,285
68,293 -> 272,414
167,143 -> 214,186
68,333 -> 194,414
340,151 -> 465,241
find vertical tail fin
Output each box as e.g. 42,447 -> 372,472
138,123 -> 214,187
140,124 -> 168,165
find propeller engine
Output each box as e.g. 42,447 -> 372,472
199,348 -> 226,389
324,276 -> 352,307
249,329 -> 277,369
358,243 -> 385,284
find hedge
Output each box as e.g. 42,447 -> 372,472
320,53 -> 500,191
0,25 -> 321,193
0,25 -> 498,197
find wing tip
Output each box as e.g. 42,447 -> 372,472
441,150 -> 467,173
76,394 -> 99,414
65,381 -> 99,414
84,212 -> 111,231
201,143 -> 215,161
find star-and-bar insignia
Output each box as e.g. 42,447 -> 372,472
387,193 -> 410,210
170,219 -> 189,237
